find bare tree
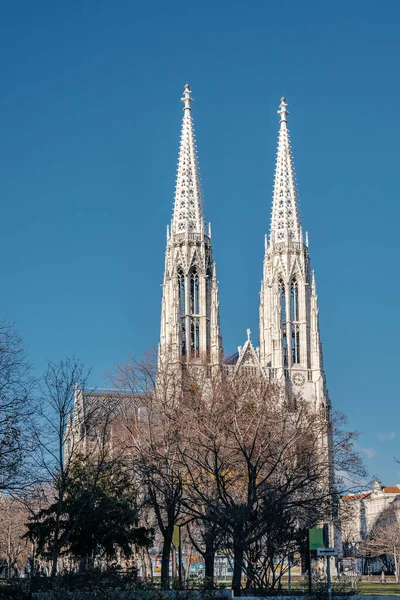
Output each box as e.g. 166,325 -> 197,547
177,372 -> 365,595
113,352 -> 187,590
363,504 -> 400,582
185,517 -> 224,584
0,496 -> 30,576
28,358 -> 124,576
110,354 -> 364,595
0,319 -> 34,492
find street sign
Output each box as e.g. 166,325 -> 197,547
309,528 -> 324,550
173,525 -> 180,547
317,548 -> 338,557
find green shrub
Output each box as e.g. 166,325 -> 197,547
0,580 -> 31,599
303,573 -> 355,599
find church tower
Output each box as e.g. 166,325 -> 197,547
159,85 -> 223,367
259,98 -> 327,410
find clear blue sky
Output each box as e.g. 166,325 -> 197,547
0,0 -> 398,485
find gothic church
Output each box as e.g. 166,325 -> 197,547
159,84 -> 328,413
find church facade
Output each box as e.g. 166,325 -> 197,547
159,84 -> 328,416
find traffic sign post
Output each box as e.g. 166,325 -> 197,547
327,552 -> 331,600
321,524 -> 333,600
288,552 -> 294,595
317,548 -> 338,557
173,525 -> 182,588
307,528 -> 324,595
309,528 -> 324,550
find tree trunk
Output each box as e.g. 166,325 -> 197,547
204,539 -> 216,584
245,558 -> 256,591
141,547 -> 153,581
50,492 -> 64,578
161,526 -> 173,590
50,548 -> 58,578
394,547 -> 399,584
232,541 -> 244,597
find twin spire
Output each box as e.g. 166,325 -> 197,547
270,97 -> 302,244
171,88 -> 302,246
172,84 -> 205,235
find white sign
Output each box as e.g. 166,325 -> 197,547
317,548 -> 338,557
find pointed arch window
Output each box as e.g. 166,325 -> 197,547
279,279 -> 288,367
190,317 -> 200,358
178,268 -> 185,315
291,325 -> 300,364
177,268 -> 186,356
290,278 -> 300,364
282,332 -> 288,368
190,267 -> 200,315
279,279 -> 286,326
206,265 -> 212,352
290,278 -> 299,322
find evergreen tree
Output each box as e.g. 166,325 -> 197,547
26,459 -> 153,568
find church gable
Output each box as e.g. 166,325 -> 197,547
235,330 -> 262,373
287,252 -> 307,283
172,247 -> 187,273
188,248 -> 204,274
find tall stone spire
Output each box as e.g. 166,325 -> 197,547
259,97 -> 325,405
270,98 -> 302,244
159,85 -> 222,367
172,84 -> 204,235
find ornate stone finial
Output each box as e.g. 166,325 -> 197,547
247,328 -> 251,341
311,269 -> 316,290
181,83 -> 193,111
278,97 -> 289,124
211,261 -> 217,280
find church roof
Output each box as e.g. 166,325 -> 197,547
270,98 -> 302,244
342,485 -> 400,501
224,351 -> 239,365
171,84 -> 204,235
383,486 -> 400,494
342,492 -> 372,501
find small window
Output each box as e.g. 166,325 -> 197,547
190,268 -> 200,314
177,268 -> 185,315
290,278 -> 299,322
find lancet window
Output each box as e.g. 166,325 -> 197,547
279,279 -> 288,367
290,278 -> 300,364
182,267 -> 200,358
282,330 -> 288,368
291,325 -> 300,364
190,317 -> 200,358
190,267 -> 200,314
280,279 -> 286,326
178,268 -> 186,356
290,279 -> 299,322
178,268 -> 185,315
206,265 -> 212,352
